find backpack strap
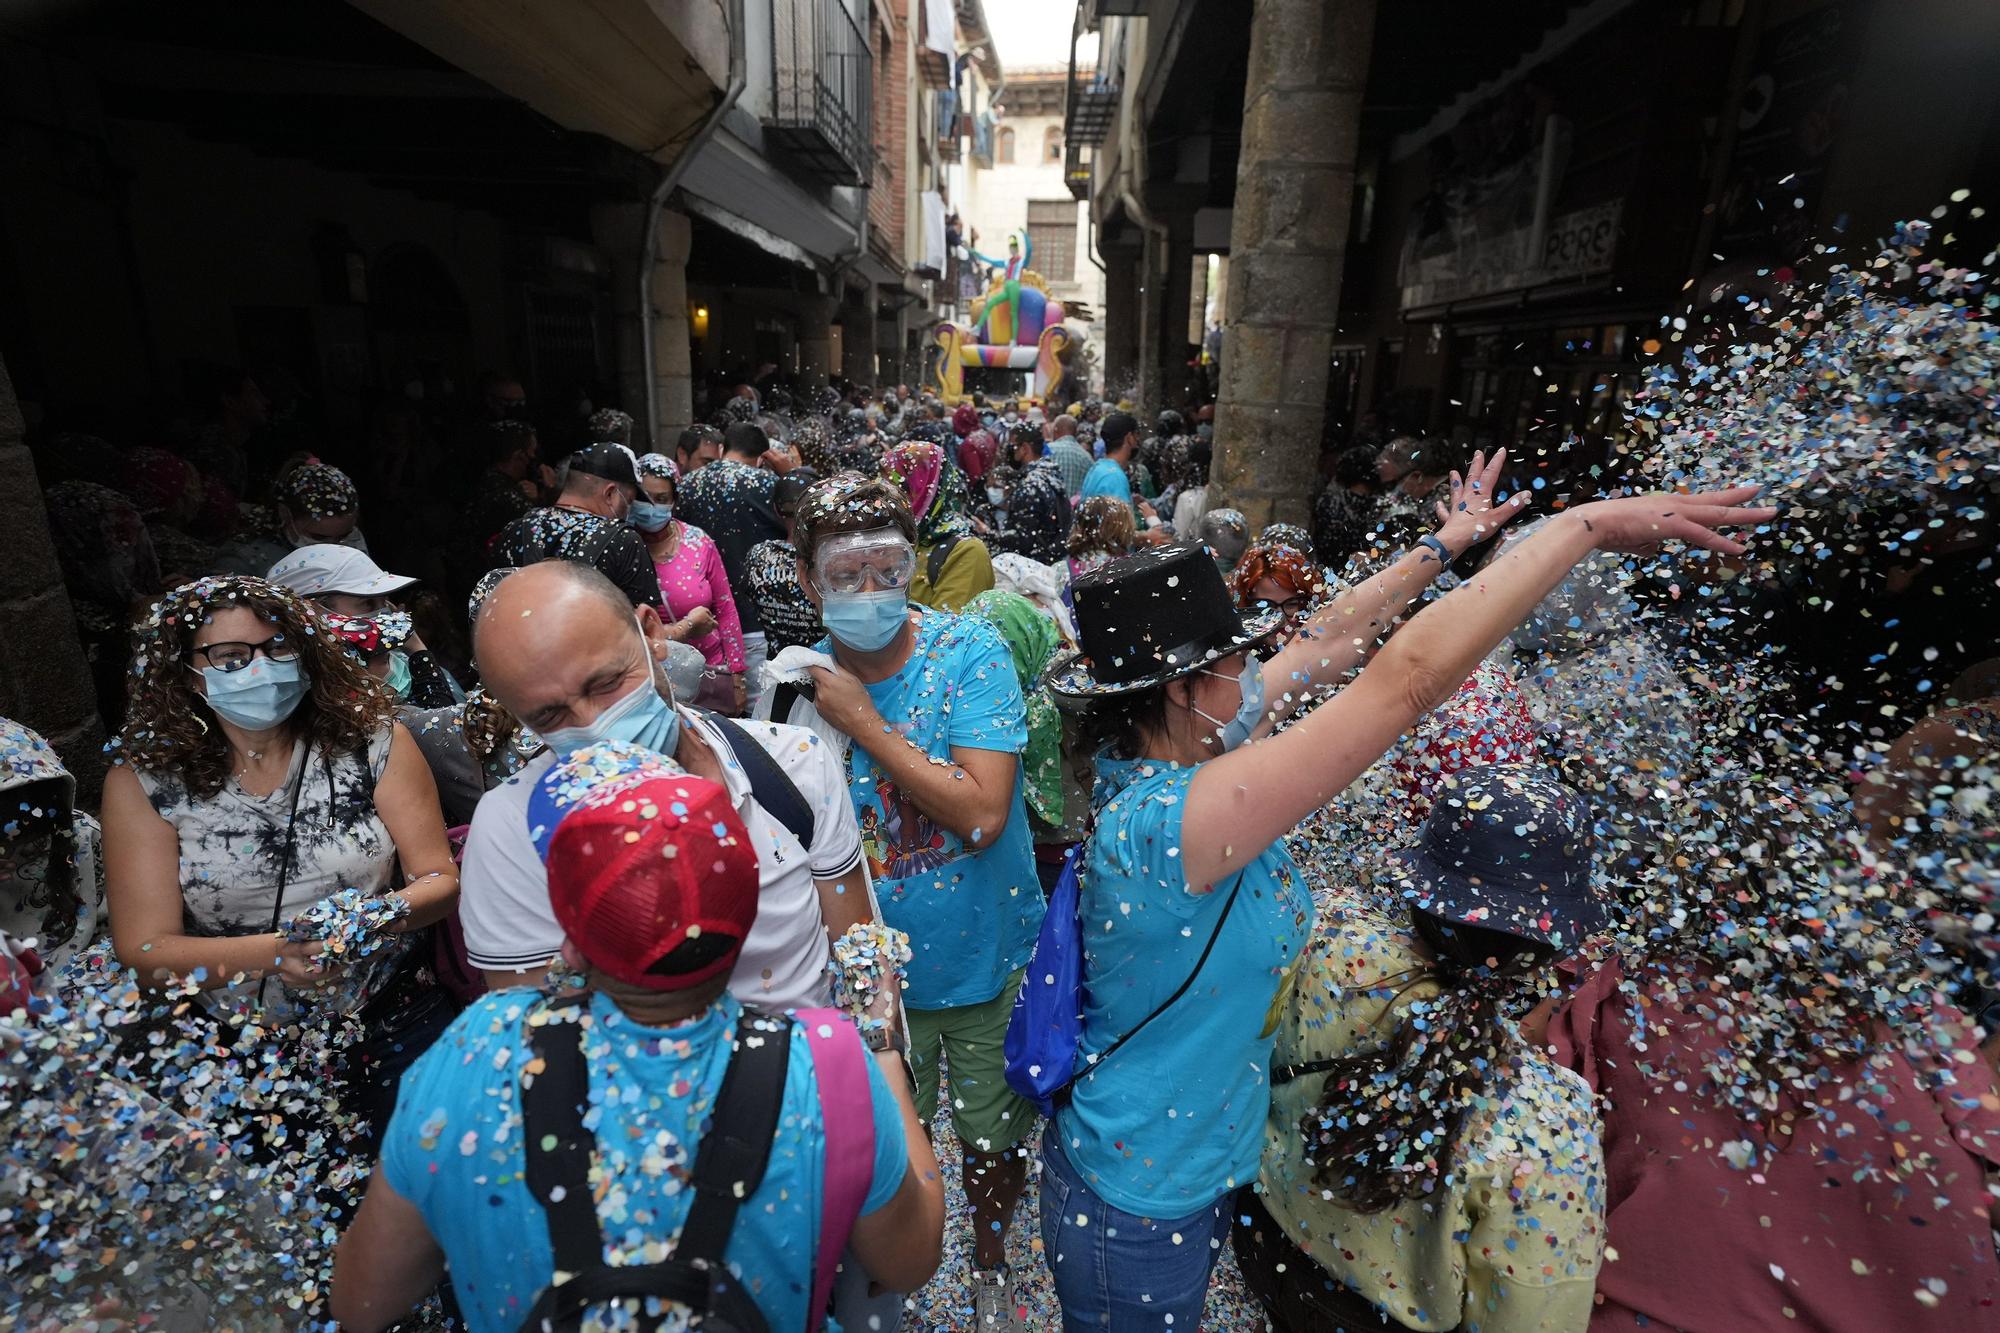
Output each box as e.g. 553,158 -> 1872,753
702,713 -> 816,853
796,1008 -> 878,1333
520,1000 -> 790,1333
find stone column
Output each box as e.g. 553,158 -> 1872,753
0,355 -> 107,801
841,290 -> 877,385
1099,240 -> 1141,399
796,294 -> 840,394
650,210 -> 695,444
1211,0 -> 1376,529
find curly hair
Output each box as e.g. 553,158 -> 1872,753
1068,496 -> 1136,559
117,575 -> 398,800
1302,915 -> 1553,1211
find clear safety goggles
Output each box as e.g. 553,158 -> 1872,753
813,531 -> 916,595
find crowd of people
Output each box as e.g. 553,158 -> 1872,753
5,222 -> 2000,1333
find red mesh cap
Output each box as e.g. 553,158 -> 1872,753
545,774 -> 760,991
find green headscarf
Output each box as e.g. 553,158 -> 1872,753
965,589 -> 1063,825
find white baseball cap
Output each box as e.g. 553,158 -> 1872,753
266,544 -> 418,597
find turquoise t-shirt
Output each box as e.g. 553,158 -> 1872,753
824,608 -> 1045,1010
380,990 -> 908,1333
1078,457 -> 1133,506
1053,755 -> 1315,1218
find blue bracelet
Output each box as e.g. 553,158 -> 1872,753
1417,534 -> 1452,564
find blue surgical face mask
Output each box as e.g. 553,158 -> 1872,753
202,656 -> 311,731
537,628 -> 681,759
383,650 -> 413,702
821,588 -> 909,652
1193,660 -> 1266,752
628,500 -> 673,533
986,487 -> 1005,507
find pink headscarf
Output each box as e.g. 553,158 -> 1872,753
881,440 -> 946,519
958,429 -> 998,482
952,403 -> 980,438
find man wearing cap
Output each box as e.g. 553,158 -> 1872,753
460,562 -> 871,1012
790,475 -> 1045,1328
266,544 -> 460,709
212,460 -> 368,576
331,753 -> 944,1333
489,443 -> 665,609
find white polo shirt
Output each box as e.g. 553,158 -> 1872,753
460,709 -> 865,1011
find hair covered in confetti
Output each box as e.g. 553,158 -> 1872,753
115,575 -> 396,799
790,471 -> 916,568
274,461 -> 359,519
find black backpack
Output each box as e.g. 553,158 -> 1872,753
519,994 -> 792,1333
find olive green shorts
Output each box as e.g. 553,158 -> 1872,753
906,967 -> 1035,1155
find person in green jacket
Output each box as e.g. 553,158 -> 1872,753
881,440 -> 994,612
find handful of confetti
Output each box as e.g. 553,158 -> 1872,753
280,886 -> 409,963
828,921 -> 913,1040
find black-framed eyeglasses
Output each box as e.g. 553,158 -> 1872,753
188,635 -> 300,673
1256,595 -> 1312,618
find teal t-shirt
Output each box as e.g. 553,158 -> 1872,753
1053,755 -> 1315,1217
825,608 -> 1045,1010
381,990 -> 908,1333
1079,457 -> 1133,506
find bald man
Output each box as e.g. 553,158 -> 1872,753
459,562 -> 872,1004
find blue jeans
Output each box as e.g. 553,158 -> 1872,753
1039,1134 -> 1230,1330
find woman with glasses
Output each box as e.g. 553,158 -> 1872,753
1230,543 -> 1330,650
100,575 -> 459,1136
1035,456 -> 1772,1329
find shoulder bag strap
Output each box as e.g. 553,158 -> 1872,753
795,1008 -> 877,1333
701,712 -> 816,852
257,742 -> 316,1005
1059,872 -> 1247,1107
925,533 -> 963,588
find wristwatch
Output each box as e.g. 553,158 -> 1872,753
863,1024 -> 907,1056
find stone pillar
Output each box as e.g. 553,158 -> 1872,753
1155,217 -> 1196,408
651,210 -> 695,444
591,203 -> 694,448
0,355 -> 107,801
841,291 -> 876,385
1099,241 -> 1142,399
797,294 -> 840,394
1211,0 -> 1375,529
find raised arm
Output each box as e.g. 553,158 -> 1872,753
1259,449 -> 1524,726
1179,487 -> 1773,890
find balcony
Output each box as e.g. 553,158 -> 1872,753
1064,141 -> 1092,200
767,0 -> 873,187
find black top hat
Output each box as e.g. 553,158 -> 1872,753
1046,543 -> 1282,702
1386,764 -> 1606,951
566,443 -> 641,489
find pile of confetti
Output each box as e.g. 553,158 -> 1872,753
280,885 -> 410,965
827,920 -> 913,1043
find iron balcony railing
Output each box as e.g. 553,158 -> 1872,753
768,0 -> 873,187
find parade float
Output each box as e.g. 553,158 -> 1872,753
932,228 -> 1072,405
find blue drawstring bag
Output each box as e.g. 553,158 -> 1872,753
1003,848 -> 1084,1117
1005,847 -> 1246,1117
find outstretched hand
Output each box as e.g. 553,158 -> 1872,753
1573,485 -> 1775,556
1434,448 -> 1529,555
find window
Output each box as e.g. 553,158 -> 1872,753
1026,199 -> 1076,282
1044,126 -> 1062,161
997,127 -> 1015,164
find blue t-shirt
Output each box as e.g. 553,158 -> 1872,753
1053,755 -> 1315,1217
1078,457 -> 1134,506
824,609 -> 1045,1010
381,990 -> 908,1333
